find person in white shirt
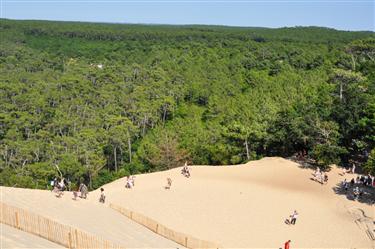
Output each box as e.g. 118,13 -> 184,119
290,210 -> 298,225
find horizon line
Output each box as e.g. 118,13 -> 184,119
2,18 -> 375,32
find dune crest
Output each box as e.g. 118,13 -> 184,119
1,157 -> 373,248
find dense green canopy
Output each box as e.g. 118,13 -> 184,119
1,19 -> 374,189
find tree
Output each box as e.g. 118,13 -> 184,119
330,69 -> 364,102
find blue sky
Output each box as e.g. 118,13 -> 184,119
1,0 -> 374,31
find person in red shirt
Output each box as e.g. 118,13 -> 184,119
284,240 -> 291,249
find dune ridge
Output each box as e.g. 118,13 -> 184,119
1,157 -> 374,248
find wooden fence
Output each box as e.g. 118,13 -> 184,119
109,203 -> 219,249
0,202 -> 125,249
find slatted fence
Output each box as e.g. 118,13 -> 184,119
109,203 -> 219,249
0,202 -> 125,249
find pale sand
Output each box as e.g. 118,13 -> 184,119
1,223 -> 64,248
1,157 -> 374,248
96,157 -> 374,248
0,187 -> 181,248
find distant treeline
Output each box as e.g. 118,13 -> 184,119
0,19 -> 374,189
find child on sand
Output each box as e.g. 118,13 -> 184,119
165,178 -> 172,189
99,188 -> 106,203
73,189 -> 78,200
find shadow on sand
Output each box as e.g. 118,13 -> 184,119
332,182 -> 375,206
290,155 -> 375,206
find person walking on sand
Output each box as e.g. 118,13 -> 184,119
73,189 -> 78,200
165,178 -> 172,189
290,210 -> 298,225
284,240 -> 291,249
99,188 -> 106,203
79,183 -> 88,199
125,176 -> 133,189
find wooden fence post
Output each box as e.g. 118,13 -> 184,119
75,229 -> 79,249
15,211 -> 20,229
47,219 -> 51,241
37,216 -> 41,236
68,232 -> 72,249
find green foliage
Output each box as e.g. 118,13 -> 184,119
363,148 -> 375,175
0,19 -> 374,189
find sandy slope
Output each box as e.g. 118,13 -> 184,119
1,223 -> 64,248
96,157 -> 374,248
0,187 -> 181,248
1,157 -> 373,248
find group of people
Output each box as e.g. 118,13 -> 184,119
165,162 -> 192,190
51,178 -> 67,198
341,175 -> 374,201
342,163 -> 356,175
312,168 -> 328,185
72,183 -> 89,200
51,177 -> 90,201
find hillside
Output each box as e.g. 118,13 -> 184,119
96,157 -> 374,248
0,19 -> 374,189
2,157 -> 373,248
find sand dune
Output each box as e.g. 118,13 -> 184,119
97,157 -> 374,248
0,187 -> 181,248
1,223 -> 64,248
1,157 -> 373,248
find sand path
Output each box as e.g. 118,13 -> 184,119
0,187 -> 181,248
1,223 -> 64,248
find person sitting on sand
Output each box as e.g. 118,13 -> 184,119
165,178 -> 172,189
342,179 -> 348,191
353,186 -> 360,200
99,188 -> 106,203
350,178 -> 355,186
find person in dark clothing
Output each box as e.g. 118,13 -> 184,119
99,188 -> 105,203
